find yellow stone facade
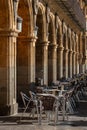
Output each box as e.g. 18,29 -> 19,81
0,0 -> 87,115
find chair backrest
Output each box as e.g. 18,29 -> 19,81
40,95 -> 57,111
29,91 -> 36,100
20,91 -> 30,107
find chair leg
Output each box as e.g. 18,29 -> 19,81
62,98 -> 65,121
54,100 -> 59,124
35,100 -> 42,125
31,108 -> 36,118
39,101 -> 42,124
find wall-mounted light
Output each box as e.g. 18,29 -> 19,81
17,16 -> 23,32
13,0 -> 23,32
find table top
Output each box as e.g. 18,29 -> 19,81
36,92 -> 65,99
36,93 -> 58,99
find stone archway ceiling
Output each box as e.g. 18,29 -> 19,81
42,0 -> 86,32
56,0 -> 86,31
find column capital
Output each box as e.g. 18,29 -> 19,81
69,49 -> 73,54
58,46 -> 64,51
64,48 -> 69,53
28,36 -> 37,42
49,44 -> 58,49
18,36 -> 37,42
36,41 -> 49,50
0,29 -> 19,37
72,51 -> 76,54
76,51 -> 79,54
41,41 -> 49,46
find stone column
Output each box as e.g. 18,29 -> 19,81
79,33 -> 83,73
48,44 -> 57,83
76,52 -> 79,74
79,53 -> 83,73
0,29 -> 18,115
72,51 -> 76,75
82,34 -> 86,73
28,37 -> 37,83
57,46 -> 64,79
82,64 -> 85,73
75,34 -> 79,74
42,42 -> 49,85
68,50 -> 73,78
63,49 -> 69,78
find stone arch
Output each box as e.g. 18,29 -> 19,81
62,23 -> 68,78
48,12 -> 56,44
75,34 -> 79,52
0,0 -> 14,29
71,32 -> 75,51
37,2 -> 46,41
62,22 -> 67,48
56,17 -> 63,80
71,32 -> 75,75
58,20 -> 62,35
67,28 -> 72,50
17,0 -> 33,37
35,2 -> 47,84
75,34 -> 79,74
38,2 -> 45,14
48,13 -> 56,85
56,18 -> 62,46
75,34 -> 77,52
56,16 -> 62,35
16,0 -> 33,104
35,2 -> 46,43
67,28 -> 72,77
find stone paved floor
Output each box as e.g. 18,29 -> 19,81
0,112 -> 87,130
0,100 -> 87,130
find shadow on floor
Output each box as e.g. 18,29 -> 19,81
71,120 -> 87,127
0,116 -> 37,126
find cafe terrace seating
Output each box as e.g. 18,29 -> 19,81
20,91 -> 42,125
19,72 -> 87,125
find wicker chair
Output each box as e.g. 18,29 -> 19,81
37,94 -> 58,123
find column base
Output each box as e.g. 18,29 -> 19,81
0,103 -> 18,116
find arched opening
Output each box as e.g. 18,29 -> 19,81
68,36 -> 71,77
56,27 -> 61,80
63,33 -> 66,78
48,17 -> 54,85
75,39 -> 78,73
72,37 -> 75,75
17,0 -> 31,104
35,7 -> 44,86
